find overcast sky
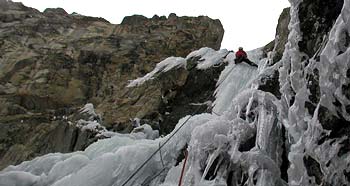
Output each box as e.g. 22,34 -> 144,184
13,0 -> 290,51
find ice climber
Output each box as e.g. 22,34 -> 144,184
234,47 -> 258,67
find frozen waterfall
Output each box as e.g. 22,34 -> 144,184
0,46 -> 272,186
213,48 -> 267,115
2,0 -> 350,184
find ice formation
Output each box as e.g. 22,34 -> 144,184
2,0 -> 350,185
76,104 -> 159,139
127,57 -> 187,87
76,103 -> 115,138
127,47 -> 230,87
79,103 -> 98,119
280,0 -> 350,184
187,47 -> 229,70
213,48 -> 267,115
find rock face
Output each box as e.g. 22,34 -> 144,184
273,7 -> 290,63
263,7 -> 290,64
0,0 -> 224,169
259,7 -> 290,101
298,0 -> 344,57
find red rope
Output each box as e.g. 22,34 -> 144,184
178,150 -> 188,186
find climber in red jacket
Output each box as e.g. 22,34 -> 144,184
234,47 -> 258,67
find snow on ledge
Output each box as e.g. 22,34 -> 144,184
127,47 -> 229,87
186,47 -> 229,69
77,103 -> 114,138
79,103 -> 97,117
127,57 -> 186,87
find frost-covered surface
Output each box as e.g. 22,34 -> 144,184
76,103 -> 115,138
213,48 -> 266,115
79,103 -> 98,119
75,120 -> 115,138
127,48 -> 230,87
278,0 -> 312,184
127,57 -> 186,87
319,0 -> 350,118
279,0 -> 350,185
131,124 -> 160,140
77,105 -> 160,139
178,89 -> 284,186
186,47 -> 229,69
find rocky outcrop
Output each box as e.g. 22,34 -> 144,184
298,0 -> 344,57
273,7 -> 290,63
109,49 -> 228,134
0,119 -> 94,170
263,7 -> 290,64
0,0 -> 224,169
259,8 -> 290,101
159,63 -> 225,134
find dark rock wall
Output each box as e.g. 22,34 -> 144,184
274,7 -> 290,62
0,0 -> 224,169
262,7 -> 290,64
298,0 -> 344,57
0,118 -> 94,170
159,58 -> 225,134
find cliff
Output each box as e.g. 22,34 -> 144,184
0,0 -> 224,169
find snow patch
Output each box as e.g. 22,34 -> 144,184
186,47 -> 229,69
127,47 -> 230,87
127,57 -> 186,87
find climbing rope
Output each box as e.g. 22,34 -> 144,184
121,57 -> 241,186
178,150 -> 188,186
120,109 -> 198,186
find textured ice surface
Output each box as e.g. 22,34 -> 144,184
213,48 -> 267,115
279,0 -> 350,185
